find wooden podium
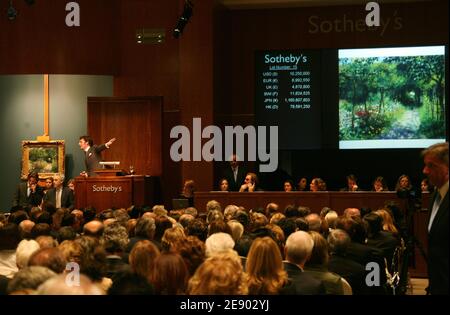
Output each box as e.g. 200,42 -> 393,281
74,173 -> 160,212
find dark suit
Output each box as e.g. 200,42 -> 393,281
222,165 -> 247,191
43,187 -> 74,209
367,231 -> 399,270
282,261 -> 326,295
12,182 -> 44,208
84,144 -> 108,177
427,189 -> 449,295
329,254 -> 368,295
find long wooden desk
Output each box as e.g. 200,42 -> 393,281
194,191 -> 415,214
195,191 -> 430,278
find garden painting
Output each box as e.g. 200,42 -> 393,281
21,140 -> 65,180
28,146 -> 58,173
339,46 -> 446,148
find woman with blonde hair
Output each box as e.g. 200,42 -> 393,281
187,250 -> 248,295
374,209 -> 399,237
161,226 -> 186,252
245,237 -> 290,295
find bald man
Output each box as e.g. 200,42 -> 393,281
83,220 -> 104,238
18,220 -> 35,239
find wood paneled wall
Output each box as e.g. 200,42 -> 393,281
87,97 -> 162,176
0,0 -> 119,74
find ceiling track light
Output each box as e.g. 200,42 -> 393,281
7,0 -> 17,20
173,0 -> 193,39
6,0 -> 36,21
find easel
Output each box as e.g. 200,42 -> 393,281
36,74 -> 51,142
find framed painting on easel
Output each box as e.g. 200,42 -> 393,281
21,140 -> 65,180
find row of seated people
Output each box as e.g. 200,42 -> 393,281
12,172 -> 76,210
0,199 -> 404,295
216,173 -> 433,193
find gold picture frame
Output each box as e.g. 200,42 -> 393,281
21,140 -> 65,180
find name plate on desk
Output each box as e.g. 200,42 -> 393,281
92,185 -> 123,193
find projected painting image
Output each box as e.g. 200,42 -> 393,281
339,46 -> 446,149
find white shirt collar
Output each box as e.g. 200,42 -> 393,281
84,146 -> 90,153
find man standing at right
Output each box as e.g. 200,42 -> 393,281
422,142 -> 448,295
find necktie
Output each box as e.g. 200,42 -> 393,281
428,192 -> 441,232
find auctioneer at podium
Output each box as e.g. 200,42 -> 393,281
78,135 -> 116,177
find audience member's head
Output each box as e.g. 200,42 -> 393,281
107,271 -> 154,295
205,232 -> 235,257
187,250 -> 248,295
152,252 -> 189,295
297,206 -> 311,218
184,207 -> 198,218
178,214 -> 195,229
343,207 -> 361,219
305,213 -> 322,232
294,217 -> 309,232
284,231 -> 314,268
336,217 -> 367,244
154,216 -> 173,241
57,226 -> 77,243
16,239 -> 40,269
246,237 -> 287,295
222,205 -> 238,222
227,220 -> 244,243
7,266 -> 56,294
249,212 -> 268,232
276,218 -> 297,239
37,274 -> 104,295
28,247 -> 66,273
36,236 -> 58,249
134,217 -> 156,240
374,209 -> 399,235
31,223 -> 51,238
233,209 -> 250,231
320,207 -> 332,218
363,212 -> 383,237
18,220 -> 35,239
8,210 -> 29,225
101,222 -> 129,254
324,211 -> 339,229
207,219 -> 232,238
36,212 -> 53,225
173,235 -> 206,277
186,219 -> 208,242
58,240 -> 82,265
83,220 -> 104,238
129,240 -> 160,284
269,212 -> 285,225
206,200 -> 222,213
284,205 -> 300,218
265,202 -> 279,218
0,223 -> 21,250
306,231 -> 329,267
161,226 -> 186,252
327,229 -> 351,256
206,209 -> 224,225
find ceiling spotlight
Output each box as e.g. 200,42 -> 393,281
7,0 -> 18,20
173,0 -> 193,39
